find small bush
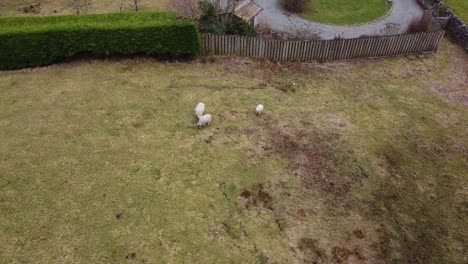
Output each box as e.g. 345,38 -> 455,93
199,18 -> 226,34
198,0 -> 225,34
280,0 -> 311,13
407,17 -> 428,33
0,12 -> 201,70
199,0 -> 217,21
198,1 -> 256,36
225,17 -> 257,36
256,16 -> 273,37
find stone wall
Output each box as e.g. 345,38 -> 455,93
446,15 -> 468,51
418,0 -> 468,51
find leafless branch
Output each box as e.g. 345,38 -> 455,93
172,0 -> 202,20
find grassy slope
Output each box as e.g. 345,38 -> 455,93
446,0 -> 468,22
301,0 -> 391,25
0,0 -> 169,17
0,40 -> 467,263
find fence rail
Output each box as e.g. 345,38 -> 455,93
201,12 -> 444,62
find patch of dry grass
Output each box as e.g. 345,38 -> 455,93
0,0 -> 169,16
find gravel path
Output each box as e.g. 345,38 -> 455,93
255,0 -> 424,39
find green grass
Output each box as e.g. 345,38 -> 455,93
300,0 -> 391,25
445,0 -> 468,22
0,41 -> 467,263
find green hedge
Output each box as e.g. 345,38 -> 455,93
0,12 -> 200,70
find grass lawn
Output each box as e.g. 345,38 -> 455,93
0,0 -> 169,17
446,0 -> 468,22
0,40 -> 467,263
300,0 -> 391,25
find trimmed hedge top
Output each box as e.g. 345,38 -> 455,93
0,12 -> 178,33
0,12 -> 201,70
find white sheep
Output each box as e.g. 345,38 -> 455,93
256,104 -> 264,116
195,102 -> 205,118
197,114 -> 212,128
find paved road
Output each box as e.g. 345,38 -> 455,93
255,0 -> 424,39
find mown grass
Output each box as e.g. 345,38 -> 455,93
300,0 -> 391,25
446,0 -> 468,22
0,40 -> 467,263
0,0 -> 169,17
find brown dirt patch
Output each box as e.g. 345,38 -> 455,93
408,135 -> 468,161
205,135 -> 214,144
297,238 -> 327,264
435,112 -> 463,129
428,82 -> 468,107
229,119 -> 367,198
207,224 -> 228,240
412,140 -> 447,159
126,252 -> 136,260
271,79 -> 298,93
353,229 -> 365,239
331,246 -> 366,264
444,137 -> 468,155
199,56 -> 345,92
263,123 -> 366,198
115,212 -> 123,221
293,208 -> 308,221
239,184 -> 273,210
426,45 -> 468,107
20,3 -> 41,14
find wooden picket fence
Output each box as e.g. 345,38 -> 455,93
201,12 -> 444,62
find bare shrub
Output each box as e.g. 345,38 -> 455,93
334,34 -> 344,40
380,22 -> 400,35
286,17 -> 321,40
255,17 -> 291,40
239,184 -> 273,210
172,0 -> 202,20
20,3 -> 41,14
69,0 -> 90,15
407,17 -> 429,33
131,0 -> 141,11
256,16 -> 273,37
280,0 -> 311,13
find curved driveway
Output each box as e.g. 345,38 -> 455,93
255,0 -> 424,39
